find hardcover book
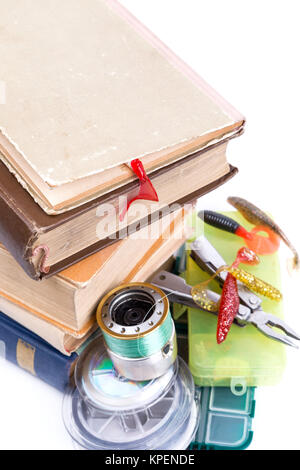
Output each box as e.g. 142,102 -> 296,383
0,146 -> 237,279
0,0 -> 244,215
0,311 -> 78,391
0,208 -> 188,354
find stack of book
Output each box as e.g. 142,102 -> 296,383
0,0 -> 244,392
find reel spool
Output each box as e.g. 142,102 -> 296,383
63,335 -> 199,451
96,283 -> 177,381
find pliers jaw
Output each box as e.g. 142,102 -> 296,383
249,309 -> 300,348
152,236 -> 300,348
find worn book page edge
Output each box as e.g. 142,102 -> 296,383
0,125 -> 241,215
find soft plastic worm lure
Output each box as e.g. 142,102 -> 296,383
191,247 -> 260,311
227,267 -> 282,302
119,159 -> 159,221
192,286 -> 219,312
195,264 -> 282,303
216,273 -> 239,344
232,246 -> 260,268
192,246 -> 282,306
228,196 -> 300,271
199,210 -> 280,255
191,266 -> 225,312
193,248 -> 254,344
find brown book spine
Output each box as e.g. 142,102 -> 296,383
43,165 -> 238,279
0,154 -> 238,280
0,179 -> 38,279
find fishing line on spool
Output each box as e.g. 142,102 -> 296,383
102,290 -> 174,359
97,283 -> 178,380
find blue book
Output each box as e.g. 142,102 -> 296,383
0,311 -> 78,391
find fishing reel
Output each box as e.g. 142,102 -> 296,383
97,283 -> 177,381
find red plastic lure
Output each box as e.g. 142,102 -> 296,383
232,246 -> 260,268
119,159 -> 159,221
217,246 -> 259,344
217,273 -> 239,344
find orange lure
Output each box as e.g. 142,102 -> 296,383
199,210 -> 280,255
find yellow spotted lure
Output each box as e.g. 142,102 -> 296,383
189,237 -> 285,344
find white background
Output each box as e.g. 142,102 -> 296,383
0,0 -> 299,450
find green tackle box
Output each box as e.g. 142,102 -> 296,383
175,211 -> 286,389
176,326 -> 255,451
190,386 -> 255,450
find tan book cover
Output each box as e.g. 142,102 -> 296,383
0,0 -> 244,214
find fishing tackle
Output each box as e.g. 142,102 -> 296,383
96,282 -> 177,381
217,273 -> 239,344
120,159 -> 159,221
192,286 -> 219,312
228,196 -> 299,271
199,210 -> 280,255
228,267 -> 282,302
152,268 -> 300,348
191,240 -> 283,342
233,247 -> 260,268
192,256 -> 282,304
191,244 -> 282,345
191,247 -> 261,312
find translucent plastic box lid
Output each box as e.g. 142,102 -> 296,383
176,211 -> 286,388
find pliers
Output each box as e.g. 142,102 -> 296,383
151,236 -> 300,348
